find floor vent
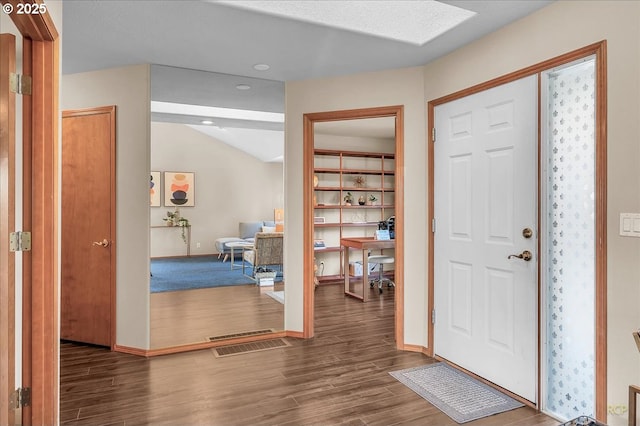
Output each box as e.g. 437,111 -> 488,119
207,329 -> 275,342
212,338 -> 291,358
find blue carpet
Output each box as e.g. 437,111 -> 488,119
150,256 -> 282,293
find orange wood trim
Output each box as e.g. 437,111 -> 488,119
28,37 -> 59,426
285,330 -> 304,339
536,72 -> 543,411
62,105 -> 118,349
8,6 -> 60,425
427,40 -> 607,414
303,114 -> 315,338
430,41 -> 608,108
402,344 -> 430,356
123,331 -> 290,358
0,32 -> 17,426
303,105 -> 404,346
426,103 -> 435,358
594,41 -> 608,423
20,35 -> 33,426
393,106 -> 405,349
3,0 -> 58,41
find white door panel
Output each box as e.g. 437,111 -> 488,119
434,75 -> 538,402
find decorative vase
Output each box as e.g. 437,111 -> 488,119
358,196 -> 366,205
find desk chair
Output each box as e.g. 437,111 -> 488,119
367,255 -> 395,294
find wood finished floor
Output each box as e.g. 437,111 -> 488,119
150,283 -> 285,349
61,284 -> 558,426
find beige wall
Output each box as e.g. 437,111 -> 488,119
286,1 -> 640,423
285,66 -> 427,341
62,65 -> 151,349
150,122 -> 283,257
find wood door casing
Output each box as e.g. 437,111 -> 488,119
0,32 -> 17,426
61,106 -> 116,347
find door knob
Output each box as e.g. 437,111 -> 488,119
522,228 -> 533,239
508,250 -> 532,261
92,239 -> 110,248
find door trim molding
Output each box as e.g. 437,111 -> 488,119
427,41 -> 607,419
6,2 -> 60,424
302,105 -> 405,348
0,32 -> 17,426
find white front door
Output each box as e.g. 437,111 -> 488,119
434,75 -> 538,402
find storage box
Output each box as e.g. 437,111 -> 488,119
349,261 -> 378,277
255,270 -> 277,286
257,277 -> 274,287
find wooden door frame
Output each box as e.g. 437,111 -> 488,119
0,32 -> 17,426
302,105 -> 405,348
3,1 -> 60,424
427,41 -> 607,419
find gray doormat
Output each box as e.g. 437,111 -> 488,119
389,362 -> 524,423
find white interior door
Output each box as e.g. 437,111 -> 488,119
434,75 -> 538,402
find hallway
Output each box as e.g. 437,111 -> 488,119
60,284 -> 557,425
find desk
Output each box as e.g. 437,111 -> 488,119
340,237 -> 395,302
150,225 -> 191,257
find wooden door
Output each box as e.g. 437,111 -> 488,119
61,106 -> 116,347
434,76 -> 538,402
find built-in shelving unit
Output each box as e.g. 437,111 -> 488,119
313,149 -> 395,282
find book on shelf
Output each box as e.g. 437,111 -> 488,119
313,239 -> 326,249
374,230 -> 391,240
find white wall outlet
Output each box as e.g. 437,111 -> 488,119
196,242 -> 201,248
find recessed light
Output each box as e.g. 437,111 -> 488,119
236,84 -> 251,90
253,63 -> 270,71
201,120 -> 214,125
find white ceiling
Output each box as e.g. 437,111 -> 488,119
62,0 -> 553,161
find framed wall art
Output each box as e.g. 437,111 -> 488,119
150,171 -> 161,207
164,172 -> 195,207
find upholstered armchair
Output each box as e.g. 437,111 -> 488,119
242,232 -> 284,279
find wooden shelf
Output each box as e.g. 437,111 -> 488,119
314,186 -> 394,192
314,148 -> 395,159
313,148 -> 395,281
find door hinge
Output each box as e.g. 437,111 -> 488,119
431,308 -> 436,324
432,127 -> 436,142
10,231 -> 32,252
431,218 -> 436,233
9,73 -> 32,95
10,387 -> 31,409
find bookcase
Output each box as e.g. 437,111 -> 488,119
313,148 -> 395,282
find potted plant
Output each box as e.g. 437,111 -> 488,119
163,210 -> 179,226
176,217 -> 190,243
367,194 -> 378,206
343,191 -> 353,206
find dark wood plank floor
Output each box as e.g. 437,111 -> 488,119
60,284 -> 558,425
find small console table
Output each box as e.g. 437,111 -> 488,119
150,225 -> 191,257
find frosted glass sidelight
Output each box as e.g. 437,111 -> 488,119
544,57 -> 596,420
